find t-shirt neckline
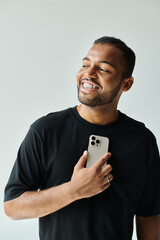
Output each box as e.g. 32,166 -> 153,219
70,106 -> 123,129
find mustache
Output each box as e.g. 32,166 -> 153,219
80,78 -> 101,88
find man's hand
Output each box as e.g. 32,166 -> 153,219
4,150 -> 113,220
70,150 -> 113,200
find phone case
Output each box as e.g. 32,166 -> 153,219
86,135 -> 109,168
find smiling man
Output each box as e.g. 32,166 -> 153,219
4,37 -> 160,240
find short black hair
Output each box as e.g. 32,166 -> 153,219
94,36 -> 136,79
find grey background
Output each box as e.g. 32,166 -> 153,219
0,0 -> 160,239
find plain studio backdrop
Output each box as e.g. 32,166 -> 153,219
0,0 -> 160,239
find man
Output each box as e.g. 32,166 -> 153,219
4,36 -> 160,240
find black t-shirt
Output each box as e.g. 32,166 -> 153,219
4,107 -> 160,240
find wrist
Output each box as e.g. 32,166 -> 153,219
66,181 -> 80,202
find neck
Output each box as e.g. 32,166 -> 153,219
77,104 -> 119,125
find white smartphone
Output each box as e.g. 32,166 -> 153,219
86,135 -> 109,168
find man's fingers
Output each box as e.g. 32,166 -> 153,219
104,173 -> 113,184
75,150 -> 88,169
92,152 -> 111,170
101,163 -> 112,175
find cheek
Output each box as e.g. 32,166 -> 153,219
76,69 -> 83,84
101,76 -> 114,85
106,73 -> 121,84
102,76 -> 121,90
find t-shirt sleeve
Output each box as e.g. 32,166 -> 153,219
136,136 -> 160,217
4,126 -> 44,202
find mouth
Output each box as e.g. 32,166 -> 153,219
80,78 -> 101,91
82,82 -> 99,89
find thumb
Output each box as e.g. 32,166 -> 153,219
75,150 -> 88,169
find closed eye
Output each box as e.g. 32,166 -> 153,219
82,65 -> 89,68
99,68 -> 111,73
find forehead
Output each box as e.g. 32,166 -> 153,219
86,44 -> 125,69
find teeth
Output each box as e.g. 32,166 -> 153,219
83,83 -> 97,89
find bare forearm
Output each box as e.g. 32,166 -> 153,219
136,215 -> 160,240
4,152 -> 112,220
4,182 -> 77,220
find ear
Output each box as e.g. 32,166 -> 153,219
121,77 -> 134,93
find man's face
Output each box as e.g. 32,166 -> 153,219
77,43 -> 126,107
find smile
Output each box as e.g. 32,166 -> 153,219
82,83 -> 99,89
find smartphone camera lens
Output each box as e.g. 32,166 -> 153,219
91,136 -> 96,140
91,141 -> 95,145
96,139 -> 100,144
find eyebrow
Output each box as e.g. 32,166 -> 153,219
82,57 -> 114,68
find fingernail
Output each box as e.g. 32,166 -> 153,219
83,150 -> 87,156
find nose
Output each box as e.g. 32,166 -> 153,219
85,66 -> 97,78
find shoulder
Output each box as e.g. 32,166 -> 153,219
30,107 -> 73,134
120,112 -> 156,143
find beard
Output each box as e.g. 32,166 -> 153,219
77,83 -> 121,107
